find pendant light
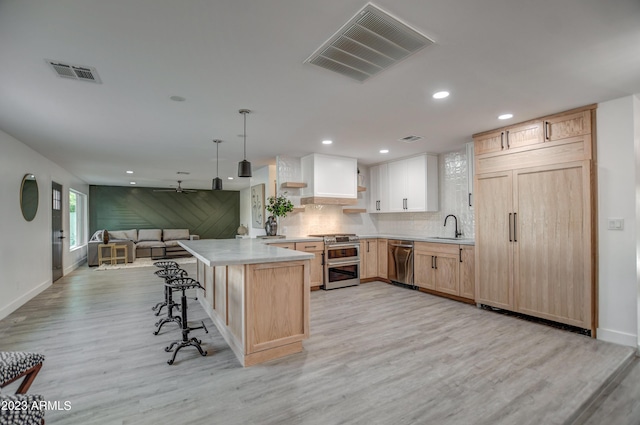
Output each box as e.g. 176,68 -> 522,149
238,109 -> 252,177
212,139 -> 223,190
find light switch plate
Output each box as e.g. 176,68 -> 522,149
607,218 -> 624,230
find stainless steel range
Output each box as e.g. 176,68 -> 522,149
309,234 -> 360,290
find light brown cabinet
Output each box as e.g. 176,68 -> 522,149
360,239 -> 378,280
474,122 -> 543,155
543,110 -> 591,142
295,242 -> 324,290
377,238 -> 388,279
414,242 -> 474,300
474,104 -> 595,333
459,246 -> 475,299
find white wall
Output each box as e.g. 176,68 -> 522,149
0,129 -> 89,320
239,164 -> 276,238
597,96 -> 638,346
635,94 -> 640,350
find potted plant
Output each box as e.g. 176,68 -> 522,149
265,192 -> 294,236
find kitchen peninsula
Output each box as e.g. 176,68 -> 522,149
179,239 -> 314,366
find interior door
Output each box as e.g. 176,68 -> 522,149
513,161 -> 591,328
475,171 -> 513,309
52,181 -> 63,282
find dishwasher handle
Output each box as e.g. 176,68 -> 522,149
389,243 -> 413,248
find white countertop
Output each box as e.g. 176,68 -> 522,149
357,234 -> 475,245
179,239 -> 315,267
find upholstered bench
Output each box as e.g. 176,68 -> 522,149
0,352 -> 44,394
0,393 -> 45,425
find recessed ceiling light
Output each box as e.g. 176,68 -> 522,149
432,91 -> 450,99
227,177 -> 234,180
126,170 -> 133,174
322,140 -> 333,145
170,95 -> 186,102
498,113 -> 513,120
380,149 -> 389,154
129,182 -> 136,185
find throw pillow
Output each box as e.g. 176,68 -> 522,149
90,229 -> 109,243
90,230 -> 104,242
138,229 -> 162,241
163,229 -> 189,241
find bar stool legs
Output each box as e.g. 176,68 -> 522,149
153,268 -> 187,335
164,278 -> 208,365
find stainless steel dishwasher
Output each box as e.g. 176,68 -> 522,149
388,240 -> 414,285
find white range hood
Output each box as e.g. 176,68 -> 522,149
300,153 -> 358,205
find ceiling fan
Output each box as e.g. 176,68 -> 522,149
153,180 -> 197,194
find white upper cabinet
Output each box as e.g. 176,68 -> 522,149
300,153 -> 358,205
370,154 -> 438,213
368,163 -> 388,213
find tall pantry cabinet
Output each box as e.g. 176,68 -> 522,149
473,105 -> 596,334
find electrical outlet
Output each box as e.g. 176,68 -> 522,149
607,218 -> 624,230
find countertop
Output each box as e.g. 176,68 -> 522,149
258,235 -> 474,246
179,239 -> 314,267
358,234 -> 475,246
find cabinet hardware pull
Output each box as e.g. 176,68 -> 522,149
501,132 -> 504,150
367,241 -> 370,252
506,130 -> 510,149
509,213 -> 513,242
544,121 -> 550,141
434,256 -> 438,270
459,248 -> 463,263
468,193 -> 472,207
513,213 -> 517,242
431,255 -> 434,269
377,200 -> 380,210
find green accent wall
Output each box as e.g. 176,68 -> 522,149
89,185 -> 239,239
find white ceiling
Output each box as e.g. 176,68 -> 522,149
1,0 -> 639,191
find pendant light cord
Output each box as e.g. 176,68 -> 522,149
216,141 -> 220,176
243,112 -> 247,160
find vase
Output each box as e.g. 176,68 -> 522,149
265,216 -> 278,236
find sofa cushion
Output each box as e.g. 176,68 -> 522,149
108,229 -> 137,241
163,229 -> 189,241
90,229 -> 109,243
135,241 -> 165,249
138,229 -> 162,242
164,240 -> 185,248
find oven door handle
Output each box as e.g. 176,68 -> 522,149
389,243 -> 413,248
326,260 -> 361,267
327,243 -> 360,249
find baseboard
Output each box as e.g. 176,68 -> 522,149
64,256 -> 87,275
0,279 -> 51,321
597,327 -> 637,347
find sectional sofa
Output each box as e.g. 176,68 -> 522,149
87,228 -> 199,266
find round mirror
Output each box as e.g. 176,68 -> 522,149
20,173 -> 39,222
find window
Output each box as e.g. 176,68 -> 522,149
69,189 -> 87,249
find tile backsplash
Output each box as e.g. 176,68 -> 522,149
276,149 -> 475,238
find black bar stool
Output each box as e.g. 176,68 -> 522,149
164,278 -> 208,365
153,268 -> 188,335
153,260 -> 178,269
152,260 -> 179,314
152,267 -> 186,316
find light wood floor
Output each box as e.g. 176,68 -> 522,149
0,264 -> 636,425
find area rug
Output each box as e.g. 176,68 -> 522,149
95,257 -> 196,271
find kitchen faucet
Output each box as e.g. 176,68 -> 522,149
444,214 -> 462,238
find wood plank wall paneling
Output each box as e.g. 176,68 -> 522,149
89,185 -> 240,239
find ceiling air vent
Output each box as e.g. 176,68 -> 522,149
47,60 -> 102,83
305,3 -> 434,82
399,135 -> 423,143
